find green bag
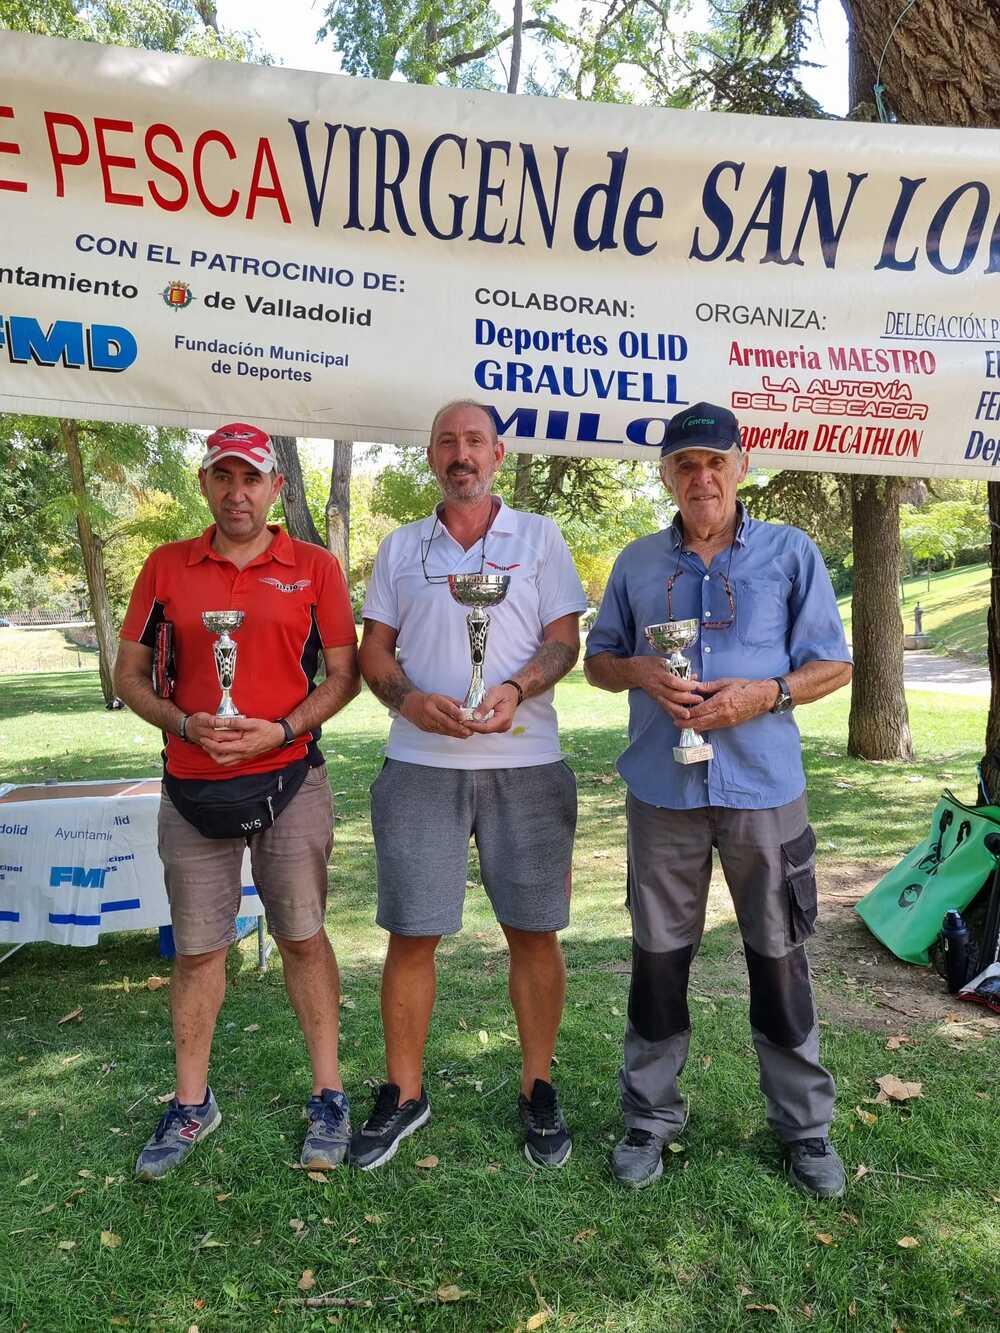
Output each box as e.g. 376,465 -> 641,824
855,791 -> 1000,964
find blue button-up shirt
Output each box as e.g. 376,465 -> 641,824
585,506 -> 851,810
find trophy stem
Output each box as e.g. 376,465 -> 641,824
461,606 -> 491,720
212,628 -> 243,719
664,647 -> 712,764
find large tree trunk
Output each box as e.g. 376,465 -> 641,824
326,440 -> 352,575
842,0 -> 998,787
848,478 -> 913,760
59,419 -> 117,705
271,434 -> 324,546
840,16 -> 912,760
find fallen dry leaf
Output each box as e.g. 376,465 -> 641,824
815,1233 -> 835,1246
195,1234 -> 226,1249
187,1326 -> 200,1333
897,1236 -> 920,1249
667,1142 -> 684,1154
848,1301 -> 859,1317
854,1106 -> 878,1128
307,1171 -> 328,1183
39,1204 -> 57,1216
854,1163 -> 871,1181
57,1240 -> 76,1251
738,1286 -> 753,1298
802,1305 -> 813,1319
840,1212 -> 860,1227
78,1169 -> 94,1179
242,1023 -> 260,1033
289,1218 -> 306,1232
60,1053 -> 83,1067
573,1229 -> 596,1244
146,976 -> 168,991
886,1035 -> 910,1051
478,1029 -> 489,1044
526,1313 -> 551,1330
874,1075 -> 923,1104
17,1172 -> 38,1188
485,1163 -> 500,1173
156,1091 -> 175,1104
214,1192 -> 232,1203
364,1214 -> 382,1224
975,1092 -> 992,1102
100,1231 -> 122,1249
744,1305 -> 780,1314
63,1188 -> 85,1206
436,1285 -> 469,1303
193,1299 -> 205,1311
57,1007 -> 83,1025
297,1269 -> 317,1292
110,1318 -> 129,1327
104,1176 -> 122,1187
415,1155 -> 439,1170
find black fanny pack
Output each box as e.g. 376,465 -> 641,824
163,758 -> 310,839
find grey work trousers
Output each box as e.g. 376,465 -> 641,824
621,790 -> 836,1143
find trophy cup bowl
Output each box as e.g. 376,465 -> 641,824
202,609 -> 246,720
447,574 -> 511,720
644,619 -> 713,765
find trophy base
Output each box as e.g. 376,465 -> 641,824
673,743 -> 713,764
459,706 -> 495,722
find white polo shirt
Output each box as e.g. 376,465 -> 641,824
363,499 -> 587,769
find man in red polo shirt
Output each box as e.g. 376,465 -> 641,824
115,423 -> 360,1180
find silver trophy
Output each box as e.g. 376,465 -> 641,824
201,610 -> 246,720
448,574 -> 511,720
644,619 -> 713,765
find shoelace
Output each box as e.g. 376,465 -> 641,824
309,1094 -> 346,1131
792,1138 -> 828,1157
525,1085 -> 559,1133
365,1085 -> 404,1134
623,1128 -> 655,1149
154,1103 -> 195,1142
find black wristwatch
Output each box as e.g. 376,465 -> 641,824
276,718 -> 296,746
770,676 -> 794,714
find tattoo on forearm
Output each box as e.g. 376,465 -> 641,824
515,641 -> 578,699
370,665 -> 416,711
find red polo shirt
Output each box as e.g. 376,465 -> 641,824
120,525 -> 356,779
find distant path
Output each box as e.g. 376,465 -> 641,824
902,649 -> 990,697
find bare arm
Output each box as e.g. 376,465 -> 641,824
690,659 -> 853,733
466,612 -> 581,735
358,618 -> 474,739
114,639 -> 191,738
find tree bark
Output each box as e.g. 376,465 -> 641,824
842,0 -> 998,787
59,419 -> 117,704
271,435 -> 324,546
326,440 -> 353,576
507,0 -> 523,94
847,477 -> 913,760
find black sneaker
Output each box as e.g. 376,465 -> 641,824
348,1082 -> 430,1171
785,1138 -> 847,1199
518,1078 -> 572,1168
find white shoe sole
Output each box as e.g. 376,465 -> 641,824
524,1139 -> 573,1169
356,1104 -> 431,1171
135,1106 -> 222,1182
613,1155 -> 664,1189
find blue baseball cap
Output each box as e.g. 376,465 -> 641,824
660,402 -> 743,458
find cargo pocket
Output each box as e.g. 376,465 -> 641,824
782,824 -> 817,947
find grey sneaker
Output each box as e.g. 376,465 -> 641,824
301,1088 -> 351,1169
135,1088 -> 221,1181
610,1127 -> 665,1188
785,1138 -> 846,1199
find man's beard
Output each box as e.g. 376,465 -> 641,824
440,468 -> 493,502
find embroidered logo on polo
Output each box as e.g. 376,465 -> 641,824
485,561 -> 521,572
260,577 -> 311,593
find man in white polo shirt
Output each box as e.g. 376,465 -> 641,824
351,399 -> 587,1170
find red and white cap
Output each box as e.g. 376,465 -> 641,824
201,423 -> 277,474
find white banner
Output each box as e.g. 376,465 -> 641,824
2,32 -> 1000,477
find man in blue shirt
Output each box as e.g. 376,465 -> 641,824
585,402 -> 853,1197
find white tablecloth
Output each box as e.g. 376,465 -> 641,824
0,778 -> 260,946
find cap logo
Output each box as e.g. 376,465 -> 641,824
685,416 -> 715,427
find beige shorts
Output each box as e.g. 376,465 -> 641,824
158,763 -> 334,955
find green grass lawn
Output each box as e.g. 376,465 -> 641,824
0,625 -> 99,676
837,562 -> 990,662
2,672 -> 998,1332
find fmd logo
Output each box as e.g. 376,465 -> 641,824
49,865 -> 110,889
0,316 -> 137,373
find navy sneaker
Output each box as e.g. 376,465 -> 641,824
518,1079 -> 572,1168
349,1082 -> 430,1170
301,1088 -> 351,1169
134,1088 -> 221,1181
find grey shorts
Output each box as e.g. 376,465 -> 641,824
158,764 -> 334,955
370,758 -> 577,936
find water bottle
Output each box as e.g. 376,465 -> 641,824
941,909 -> 971,993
